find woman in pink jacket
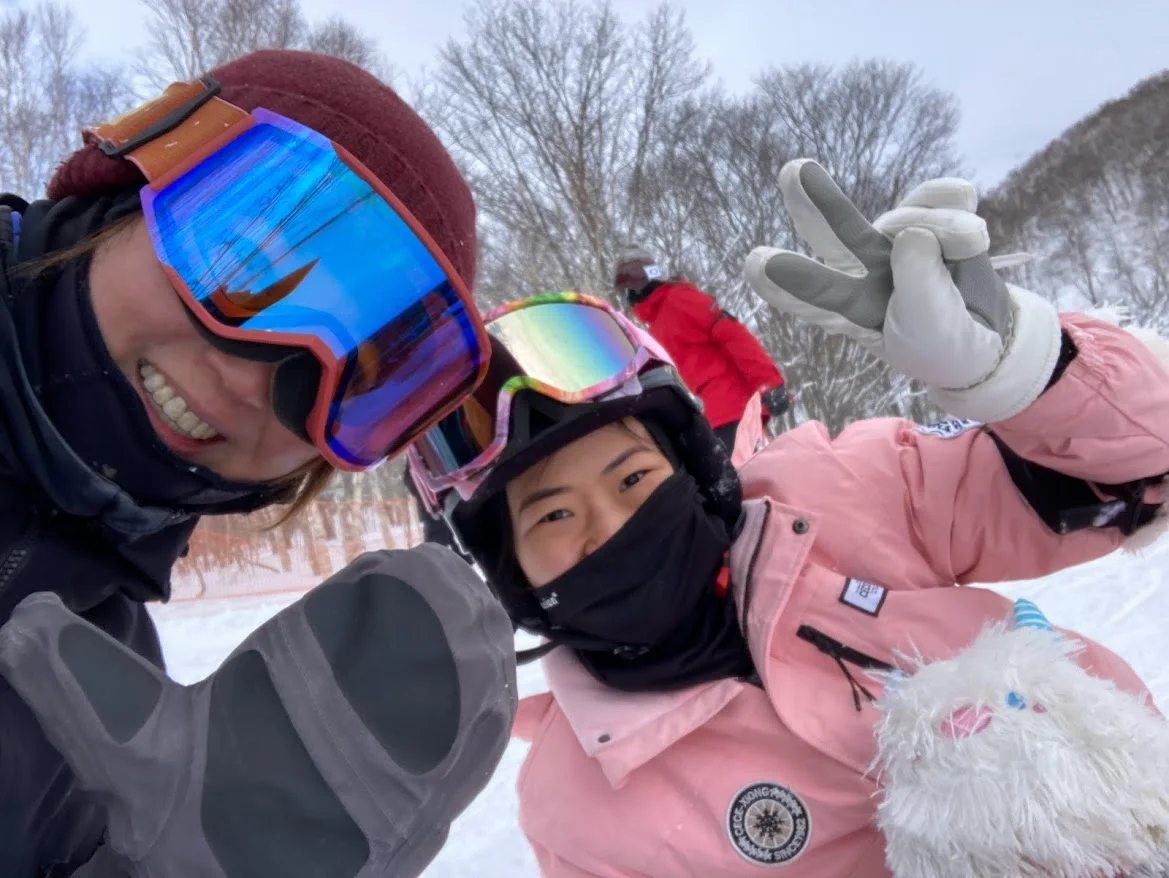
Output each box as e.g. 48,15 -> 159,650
407,161 -> 1169,877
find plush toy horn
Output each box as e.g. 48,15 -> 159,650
1011,598 -> 1054,632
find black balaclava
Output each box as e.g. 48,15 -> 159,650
13,194 -> 290,512
475,411 -> 753,693
529,471 -> 754,692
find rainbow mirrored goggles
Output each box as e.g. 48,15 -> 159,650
407,293 -> 683,506
87,76 -> 489,471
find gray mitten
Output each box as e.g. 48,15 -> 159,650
0,544 -> 516,878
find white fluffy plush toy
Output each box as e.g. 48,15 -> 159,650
873,599 -> 1169,878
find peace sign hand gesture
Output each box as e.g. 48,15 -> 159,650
744,160 -> 1062,423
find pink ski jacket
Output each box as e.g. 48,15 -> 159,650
512,314 -> 1169,877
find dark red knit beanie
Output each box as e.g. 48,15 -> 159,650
46,50 -> 476,287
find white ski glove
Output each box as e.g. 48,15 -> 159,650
744,160 -> 1062,423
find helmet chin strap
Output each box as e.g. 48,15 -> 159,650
516,641 -> 557,665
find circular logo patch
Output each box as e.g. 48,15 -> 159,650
726,782 -> 811,866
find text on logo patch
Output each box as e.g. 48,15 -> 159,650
916,418 -> 983,439
726,782 -> 811,866
839,578 -> 887,617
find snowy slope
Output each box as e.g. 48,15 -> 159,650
148,535 -> 1169,876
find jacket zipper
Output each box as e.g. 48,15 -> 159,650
797,624 -> 895,712
735,503 -> 772,688
738,502 -> 771,636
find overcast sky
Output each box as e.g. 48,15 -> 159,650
57,0 -> 1169,188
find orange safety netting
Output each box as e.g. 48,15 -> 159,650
169,499 -> 427,602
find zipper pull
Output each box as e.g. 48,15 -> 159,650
797,625 -> 887,713
831,654 -> 876,712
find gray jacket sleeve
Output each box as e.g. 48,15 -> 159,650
0,544 -> 516,878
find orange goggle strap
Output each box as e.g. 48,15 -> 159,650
85,77 -> 254,192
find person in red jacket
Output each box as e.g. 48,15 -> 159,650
615,246 -> 790,449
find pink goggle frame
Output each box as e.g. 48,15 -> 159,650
406,292 -> 678,511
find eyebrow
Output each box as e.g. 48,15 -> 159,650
600,446 -> 647,476
516,445 -> 651,516
516,485 -> 567,516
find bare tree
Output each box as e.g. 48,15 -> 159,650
754,61 -> 961,218
435,0 -> 708,309
137,0 -> 230,87
216,0 -> 304,63
136,0 -> 389,91
306,16 -> 394,82
435,2 -> 961,430
635,61 -> 962,431
0,2 -> 129,197
982,71 -> 1169,332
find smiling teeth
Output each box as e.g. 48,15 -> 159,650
139,362 -> 219,440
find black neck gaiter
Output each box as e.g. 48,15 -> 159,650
530,472 -> 754,692
15,196 -> 285,512
624,280 -> 660,308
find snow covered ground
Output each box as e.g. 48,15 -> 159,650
148,533 -> 1169,876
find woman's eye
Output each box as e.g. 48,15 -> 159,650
538,508 -> 571,525
621,470 -> 648,490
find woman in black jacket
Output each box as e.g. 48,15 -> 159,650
0,49 -> 514,876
